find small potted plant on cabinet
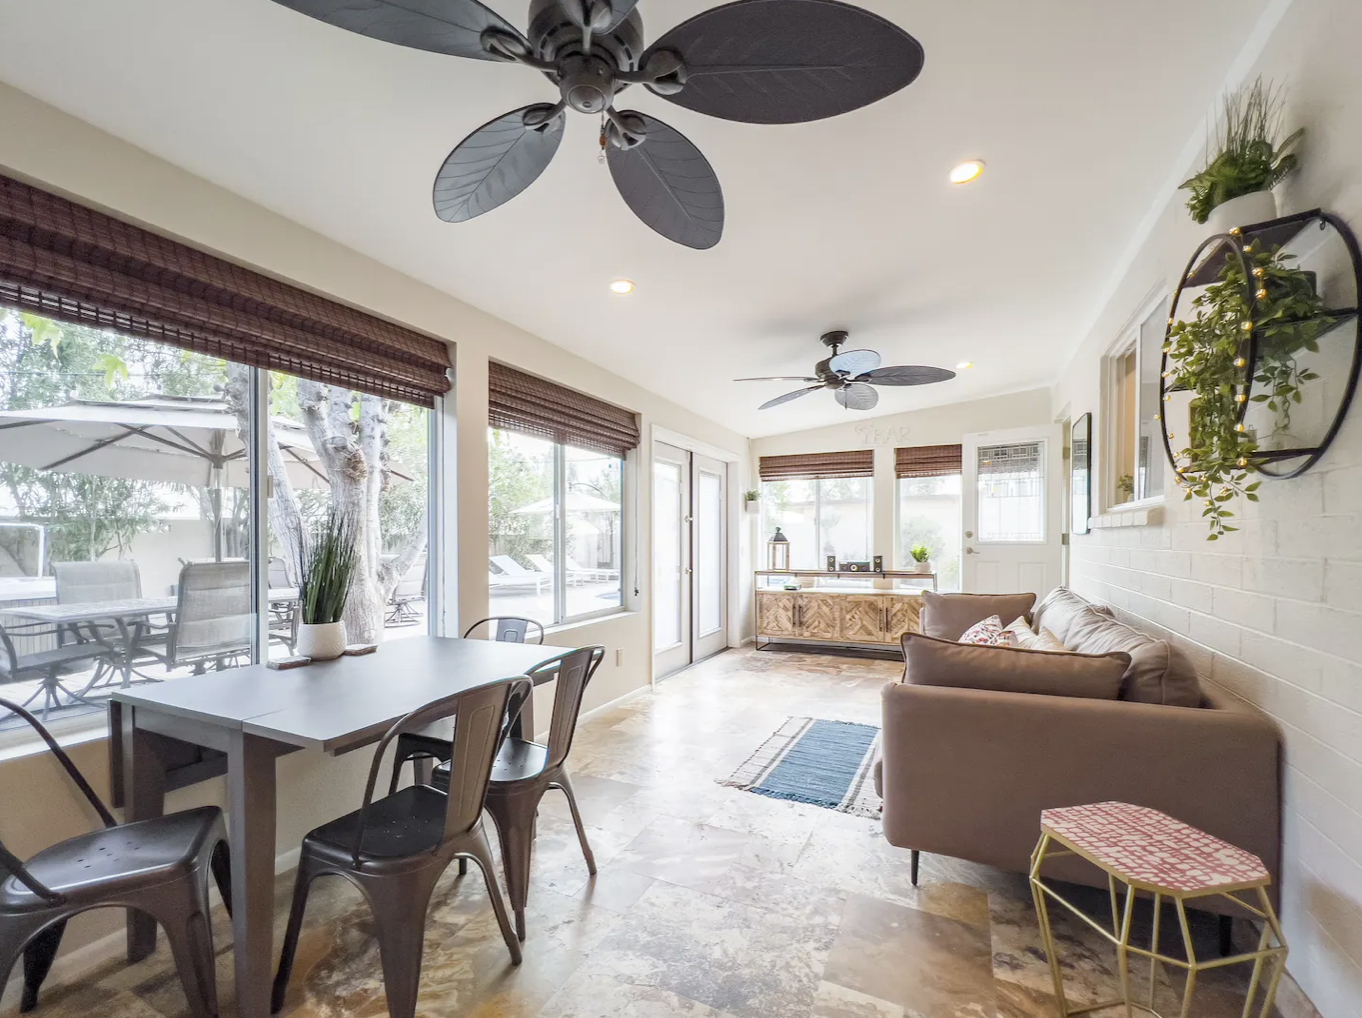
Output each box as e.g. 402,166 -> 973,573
909,543 -> 932,574
744,489 -> 761,514
295,508 -> 360,660
1180,77 -> 1302,233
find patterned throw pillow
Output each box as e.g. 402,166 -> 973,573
958,615 -> 1003,645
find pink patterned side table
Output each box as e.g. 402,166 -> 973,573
1029,801 -> 1287,1018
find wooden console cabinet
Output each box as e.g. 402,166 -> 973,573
755,587 -> 923,648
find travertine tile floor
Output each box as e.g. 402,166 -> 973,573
6,648 -> 1284,1018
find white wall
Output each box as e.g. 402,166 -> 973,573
1052,0 -> 1362,1012
0,79 -> 752,978
750,389 -> 1052,570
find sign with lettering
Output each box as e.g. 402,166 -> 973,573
855,422 -> 912,447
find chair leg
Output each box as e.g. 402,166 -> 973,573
271,859 -> 321,1014
459,830 -> 523,966
910,850 -> 920,887
486,796 -> 536,942
161,905 -> 220,1018
552,772 -> 596,875
210,841 -> 233,919
364,874 -> 439,1018
19,919 -> 65,1013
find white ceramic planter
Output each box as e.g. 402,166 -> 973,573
1206,190 -> 1277,236
296,621 -> 346,661
744,499 -> 761,515
913,560 -> 933,574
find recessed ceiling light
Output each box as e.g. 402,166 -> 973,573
609,278 -> 634,294
956,361 -> 973,369
949,160 -> 985,185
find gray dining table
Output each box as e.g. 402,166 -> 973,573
109,635 -> 575,1018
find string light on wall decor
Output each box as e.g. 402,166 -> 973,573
1159,209 -> 1362,539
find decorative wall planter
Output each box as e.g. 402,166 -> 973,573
1205,190 -> 1278,237
1159,209 -> 1361,535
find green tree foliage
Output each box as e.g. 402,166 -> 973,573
488,430 -> 551,563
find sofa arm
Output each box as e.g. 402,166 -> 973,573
880,681 -> 1280,895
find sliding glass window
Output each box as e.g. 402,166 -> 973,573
0,305 -> 433,734
488,428 -> 623,627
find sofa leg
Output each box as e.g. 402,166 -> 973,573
1219,914 -> 1233,957
910,850 -> 920,887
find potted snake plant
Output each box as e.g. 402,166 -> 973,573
294,508 -> 360,660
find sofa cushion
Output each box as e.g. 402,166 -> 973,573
1033,586 -> 1112,645
921,591 -> 1037,641
1063,607 -> 1202,707
1014,626 -> 1068,653
901,631 -> 1127,700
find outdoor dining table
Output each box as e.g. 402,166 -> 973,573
5,589 -> 300,689
108,634 -> 577,1018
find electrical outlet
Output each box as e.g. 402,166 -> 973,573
615,648 -> 624,667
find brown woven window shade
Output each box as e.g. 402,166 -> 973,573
895,444 -> 963,479
488,361 -> 639,457
0,174 -> 450,406
759,450 -> 873,481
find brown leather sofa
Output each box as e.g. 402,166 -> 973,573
877,588 -> 1281,918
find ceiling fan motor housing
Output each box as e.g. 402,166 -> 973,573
528,0 -> 643,74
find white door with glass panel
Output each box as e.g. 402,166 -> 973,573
961,427 -> 1063,597
653,443 -> 727,677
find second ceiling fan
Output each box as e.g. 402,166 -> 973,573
268,0 -> 925,248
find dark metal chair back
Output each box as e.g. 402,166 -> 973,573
0,625 -> 21,679
0,697 -> 118,901
462,616 -> 545,644
351,676 -> 531,864
530,646 -> 604,773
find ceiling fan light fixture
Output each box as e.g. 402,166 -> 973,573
609,278 -> 635,294
949,160 -> 985,185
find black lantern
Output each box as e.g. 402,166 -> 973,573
767,527 -> 790,571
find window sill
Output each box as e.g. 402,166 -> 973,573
0,716 -> 109,763
1087,504 -> 1165,529
545,609 -> 637,637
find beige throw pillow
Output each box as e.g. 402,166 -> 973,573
1063,607 -> 1203,707
901,631 -> 1128,700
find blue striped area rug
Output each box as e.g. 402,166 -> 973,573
719,717 -> 881,818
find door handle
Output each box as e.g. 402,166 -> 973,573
965,547 -> 977,554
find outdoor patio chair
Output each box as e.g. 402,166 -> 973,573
165,561 -> 253,673
433,646 -> 605,941
271,676 -> 529,1018
0,621 -> 114,721
52,561 -> 167,661
383,553 -> 427,627
563,555 -> 619,581
489,556 -> 549,594
0,697 -> 232,1016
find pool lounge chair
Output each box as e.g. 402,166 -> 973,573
490,556 -> 550,594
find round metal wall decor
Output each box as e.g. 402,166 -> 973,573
1159,208 -> 1362,481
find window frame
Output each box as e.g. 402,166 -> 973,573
893,471 -> 963,590
974,440 -> 1048,545
760,475 -> 873,569
0,322 -> 441,747
1102,291 -> 1170,512
486,427 -> 626,630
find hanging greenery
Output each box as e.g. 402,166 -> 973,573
1180,78 -> 1302,225
1165,240 -> 1332,538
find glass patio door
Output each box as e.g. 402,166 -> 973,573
653,442 -> 727,678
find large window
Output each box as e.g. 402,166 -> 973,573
761,477 -> 872,568
1107,297 -> 1168,505
897,474 -> 962,590
488,428 -> 622,626
0,307 -> 432,733
976,441 -> 1046,543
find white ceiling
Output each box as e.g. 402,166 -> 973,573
0,0 -> 1270,437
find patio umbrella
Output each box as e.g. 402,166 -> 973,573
511,491 -> 620,515
0,394 -> 410,558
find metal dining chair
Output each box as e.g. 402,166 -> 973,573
271,676 -> 530,1018
433,645 -> 605,941
0,697 -> 231,1016
386,617 -> 545,793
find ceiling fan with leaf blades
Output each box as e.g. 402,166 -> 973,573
735,331 -> 956,411
268,0 -> 924,249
